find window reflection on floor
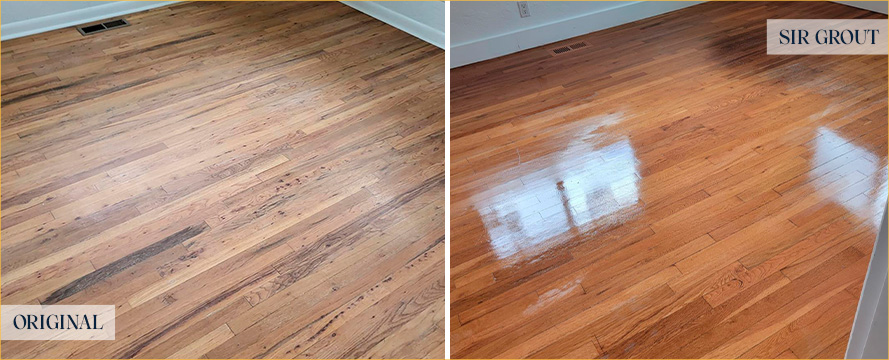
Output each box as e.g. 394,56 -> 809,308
476,136 -> 641,261
813,127 -> 888,228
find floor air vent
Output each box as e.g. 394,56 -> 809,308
549,41 -> 590,56
569,41 -> 588,50
77,19 -> 130,36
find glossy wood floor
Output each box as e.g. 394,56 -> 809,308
450,2 -> 887,358
1,2 -> 444,358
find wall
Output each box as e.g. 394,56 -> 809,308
341,1 -> 444,49
1,1 -> 176,41
835,1 -> 889,14
846,207 -> 889,359
451,1 -> 701,68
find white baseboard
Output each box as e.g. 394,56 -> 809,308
341,1 -> 444,49
1,1 -> 179,41
451,1 -> 702,68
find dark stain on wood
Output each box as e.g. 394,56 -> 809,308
43,222 -> 210,305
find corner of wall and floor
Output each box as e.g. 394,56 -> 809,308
449,1 -> 703,68
341,1 -> 445,49
0,0 -> 445,50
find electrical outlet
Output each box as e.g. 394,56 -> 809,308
517,1 -> 531,18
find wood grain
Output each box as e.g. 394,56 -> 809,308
449,2 -> 886,358
1,2 -> 444,358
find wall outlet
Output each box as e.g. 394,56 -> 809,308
517,1 -> 531,18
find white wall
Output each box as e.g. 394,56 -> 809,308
451,1 -> 701,67
1,1 -> 176,41
846,207 -> 888,359
860,280 -> 888,359
835,1 -> 889,14
453,1 -> 633,45
3,1 -> 105,24
341,1 -> 444,49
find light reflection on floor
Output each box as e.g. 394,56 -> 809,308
813,127 -> 888,228
474,136 -> 641,261
471,122 -> 889,264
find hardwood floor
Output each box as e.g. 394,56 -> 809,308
450,2 -> 886,358
1,2 -> 444,358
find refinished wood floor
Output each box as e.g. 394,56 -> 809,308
1,2 -> 444,358
450,2 -> 887,358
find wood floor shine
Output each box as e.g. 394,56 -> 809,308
450,2 -> 887,359
1,2 -> 444,358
